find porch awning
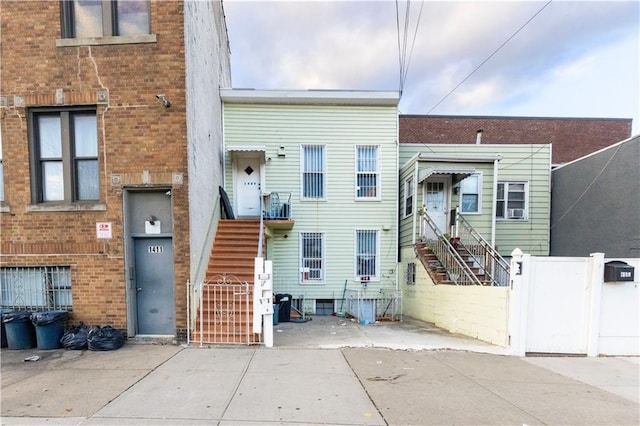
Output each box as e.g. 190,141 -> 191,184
226,145 -> 267,159
418,166 -> 476,183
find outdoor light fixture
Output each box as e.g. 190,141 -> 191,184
155,94 -> 171,108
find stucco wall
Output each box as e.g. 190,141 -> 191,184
400,247 -> 509,347
184,0 -> 232,282
550,136 -> 640,257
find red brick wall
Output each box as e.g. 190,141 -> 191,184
400,115 -> 632,164
0,1 -> 190,333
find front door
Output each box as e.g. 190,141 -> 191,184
134,237 -> 175,335
235,155 -> 262,217
424,178 -> 450,233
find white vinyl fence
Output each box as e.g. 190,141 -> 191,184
508,250 -> 639,356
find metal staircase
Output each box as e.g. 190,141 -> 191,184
417,209 -> 510,287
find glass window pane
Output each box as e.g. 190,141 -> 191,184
38,116 -> 62,158
116,0 -> 150,36
76,160 -> 99,200
461,194 -> 478,212
497,183 -> 504,200
496,200 -> 505,217
460,175 -> 477,193
43,162 -> 64,201
73,114 -> 98,157
73,0 -> 103,38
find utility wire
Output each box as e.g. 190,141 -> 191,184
396,0 -> 425,94
426,0 -> 553,114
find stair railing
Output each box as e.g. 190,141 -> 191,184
420,208 -> 482,286
258,193 -> 264,258
454,207 -> 510,287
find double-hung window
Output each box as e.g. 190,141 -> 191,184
302,145 -> 325,199
404,176 -> 414,217
300,232 -> 324,283
29,108 -> 99,204
356,230 -> 378,280
459,174 -> 481,213
61,0 -> 150,39
496,182 -> 528,220
356,145 -> 379,199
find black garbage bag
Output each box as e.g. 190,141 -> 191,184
60,323 -> 90,350
30,310 -> 68,326
87,326 -> 125,351
2,310 -> 31,323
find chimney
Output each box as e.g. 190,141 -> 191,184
476,129 -> 483,144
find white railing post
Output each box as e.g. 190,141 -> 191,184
586,252 -> 605,357
508,248 -> 530,356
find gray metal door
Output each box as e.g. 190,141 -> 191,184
134,237 -> 175,335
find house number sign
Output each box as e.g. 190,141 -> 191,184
148,245 -> 164,254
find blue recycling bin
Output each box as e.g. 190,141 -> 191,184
3,311 -> 37,350
31,310 -> 68,350
273,304 -> 279,325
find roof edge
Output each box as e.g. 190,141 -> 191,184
220,89 -> 400,106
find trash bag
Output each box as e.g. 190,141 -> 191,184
60,323 -> 90,350
30,310 -> 68,326
87,326 -> 125,351
2,310 -> 32,323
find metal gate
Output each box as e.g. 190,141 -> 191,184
187,275 -> 252,346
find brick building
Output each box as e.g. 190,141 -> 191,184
400,115 -> 633,165
0,0 -> 231,341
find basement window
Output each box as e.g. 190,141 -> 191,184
0,266 -> 73,311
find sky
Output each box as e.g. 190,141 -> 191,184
223,0 -> 640,135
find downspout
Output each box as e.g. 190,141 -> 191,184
491,158 -> 499,248
411,160 -> 419,245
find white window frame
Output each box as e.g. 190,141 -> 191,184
300,232 -> 325,284
496,181 -> 529,220
459,172 -> 482,214
355,145 -> 381,200
403,175 -> 414,218
301,145 -> 326,200
355,229 -> 379,281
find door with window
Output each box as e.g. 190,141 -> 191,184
423,178 -> 450,233
234,155 -> 262,217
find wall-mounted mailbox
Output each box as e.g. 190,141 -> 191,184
604,261 -> 634,282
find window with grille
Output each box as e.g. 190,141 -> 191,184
61,0 -> 150,38
496,182 -> 528,220
356,230 -> 378,280
356,145 -> 379,199
300,232 -> 324,283
0,266 -> 73,310
29,108 -> 99,203
406,262 -> 416,285
460,174 -> 481,213
404,176 -> 414,217
302,145 -> 325,199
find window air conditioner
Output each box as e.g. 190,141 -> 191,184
507,208 -> 525,219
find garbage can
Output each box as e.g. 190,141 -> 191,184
273,304 -> 279,325
31,310 -> 68,350
2,311 -> 37,350
276,294 -> 292,322
1,309 -> 10,348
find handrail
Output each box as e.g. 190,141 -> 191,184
258,192 -> 264,258
420,209 -> 482,286
454,208 -> 510,287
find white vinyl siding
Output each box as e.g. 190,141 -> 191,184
301,145 -> 325,200
355,145 -> 380,199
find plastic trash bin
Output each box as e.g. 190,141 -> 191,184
1,309 -> 9,348
276,294 -> 292,322
273,304 -> 279,325
31,310 -> 68,350
2,311 -> 37,350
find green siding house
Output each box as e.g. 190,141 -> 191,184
221,89 -> 400,315
399,144 -> 552,257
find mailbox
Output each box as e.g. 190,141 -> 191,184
604,261 -> 634,282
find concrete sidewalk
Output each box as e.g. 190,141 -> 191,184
2,317 -> 639,425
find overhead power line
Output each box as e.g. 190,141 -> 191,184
426,0 -> 553,114
396,0 -> 425,94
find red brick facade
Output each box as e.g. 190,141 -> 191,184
400,115 -> 632,164
1,1 -> 190,334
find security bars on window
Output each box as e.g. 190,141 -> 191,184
0,266 -> 72,310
